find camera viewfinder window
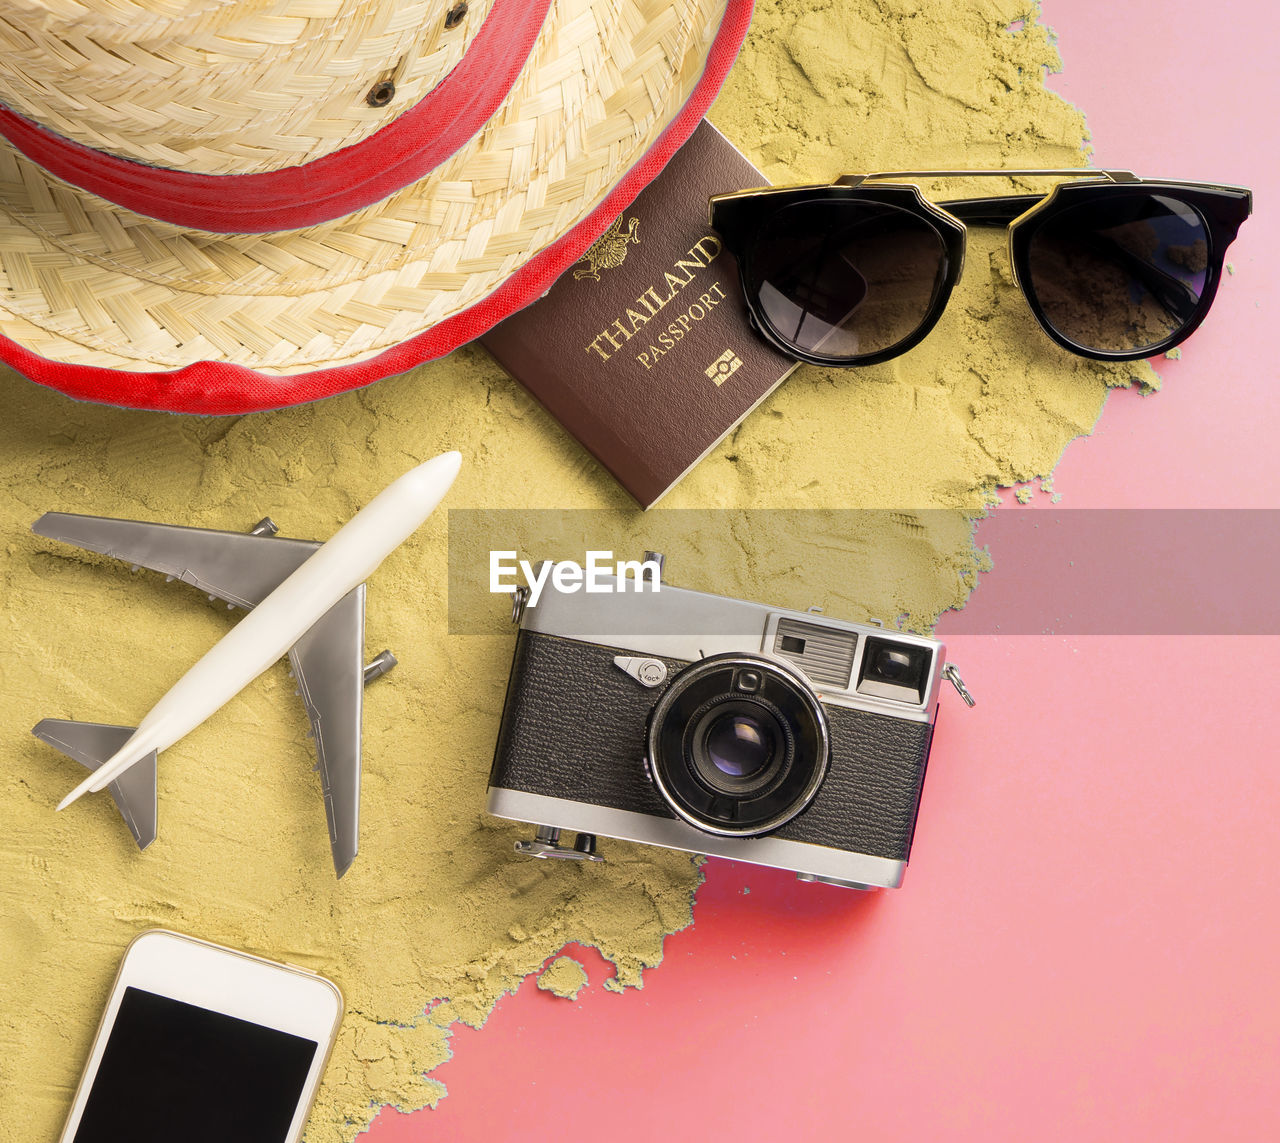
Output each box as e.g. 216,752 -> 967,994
857,637 -> 931,702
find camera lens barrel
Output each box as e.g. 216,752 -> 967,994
646,654 -> 831,837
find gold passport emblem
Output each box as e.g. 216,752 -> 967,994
574,215 -> 641,282
705,348 -> 743,385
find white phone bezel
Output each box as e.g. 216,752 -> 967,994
60,929 -> 344,1143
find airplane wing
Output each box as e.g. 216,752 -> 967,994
31,512 -> 319,608
287,585 -> 366,878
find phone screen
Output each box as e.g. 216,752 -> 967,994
72,986 -> 319,1143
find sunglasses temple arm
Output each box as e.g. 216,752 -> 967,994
784,242 -> 839,346
940,196 -> 1199,323
1082,234 -> 1201,325
935,194 -> 1044,227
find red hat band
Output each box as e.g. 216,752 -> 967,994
0,0 -> 551,234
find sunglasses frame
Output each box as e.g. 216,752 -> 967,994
709,171 -> 1252,367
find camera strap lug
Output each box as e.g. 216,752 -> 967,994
510,585 -> 531,625
514,825 -> 605,863
942,663 -> 975,707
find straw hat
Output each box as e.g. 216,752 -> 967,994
0,0 -> 751,413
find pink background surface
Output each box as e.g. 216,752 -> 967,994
367,3 -> 1280,1139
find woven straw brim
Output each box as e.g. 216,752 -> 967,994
0,0 -> 726,377
0,0 -> 502,174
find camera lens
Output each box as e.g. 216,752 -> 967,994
646,654 -> 830,837
690,704 -> 788,797
704,712 -> 775,779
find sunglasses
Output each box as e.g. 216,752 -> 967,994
709,171 -> 1251,366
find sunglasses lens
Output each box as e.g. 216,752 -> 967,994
1025,194 -> 1210,354
747,200 -> 948,360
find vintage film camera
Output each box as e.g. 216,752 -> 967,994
488,556 -> 972,890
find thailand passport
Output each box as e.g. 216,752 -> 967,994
480,120 -> 796,507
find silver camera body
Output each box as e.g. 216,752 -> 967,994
487,560 -> 956,890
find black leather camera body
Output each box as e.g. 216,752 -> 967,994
488,559 -> 961,890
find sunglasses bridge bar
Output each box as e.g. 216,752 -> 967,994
836,170 -> 1247,195
839,168 -> 1138,185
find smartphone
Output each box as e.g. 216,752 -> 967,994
59,929 -> 343,1143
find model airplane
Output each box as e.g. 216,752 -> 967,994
32,451 -> 462,877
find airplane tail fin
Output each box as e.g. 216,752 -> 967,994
32,719 -> 158,850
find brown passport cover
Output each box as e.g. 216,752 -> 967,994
480,121 -> 796,508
